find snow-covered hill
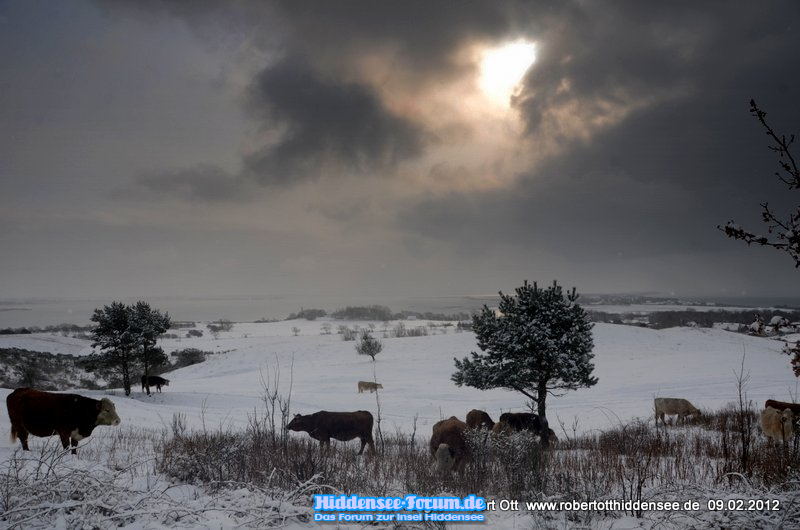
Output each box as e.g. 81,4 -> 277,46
1,320 -> 798,529
1,320 -> 796,442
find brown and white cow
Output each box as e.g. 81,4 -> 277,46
760,406 -> 794,445
430,416 -> 470,472
654,398 -> 701,426
7,388 -> 121,454
357,381 -> 383,393
466,409 -> 495,430
287,410 -> 375,455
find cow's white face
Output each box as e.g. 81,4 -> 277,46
96,398 -> 121,426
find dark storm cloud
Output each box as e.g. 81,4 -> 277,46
275,1 -> 513,83
243,56 -> 427,186
400,1 -> 800,267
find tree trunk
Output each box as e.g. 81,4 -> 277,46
537,379 -> 550,448
143,352 -> 151,395
122,361 -> 131,396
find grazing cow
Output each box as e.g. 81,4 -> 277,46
494,412 -> 555,444
357,381 -> 383,393
466,409 -> 495,430
765,399 -> 800,417
654,398 -> 701,426
7,388 -> 121,454
430,416 -> 470,472
287,410 -> 375,455
141,375 -> 169,394
760,406 -> 794,444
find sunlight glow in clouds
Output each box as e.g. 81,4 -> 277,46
479,40 -> 537,107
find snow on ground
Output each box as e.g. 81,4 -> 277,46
1,320 -> 798,528
0,333 -> 94,356
1,320 -> 797,443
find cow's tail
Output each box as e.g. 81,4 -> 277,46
10,424 -> 17,443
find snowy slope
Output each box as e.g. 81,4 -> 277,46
1,320 -> 798,529
1,321 -> 796,443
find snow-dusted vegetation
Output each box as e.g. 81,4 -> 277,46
1,318 -> 799,528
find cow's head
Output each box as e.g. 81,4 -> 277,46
96,398 -> 121,426
287,414 -> 310,432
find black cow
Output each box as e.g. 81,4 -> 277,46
287,410 -> 375,455
6,388 -> 121,454
495,412 -> 556,444
141,375 -> 170,394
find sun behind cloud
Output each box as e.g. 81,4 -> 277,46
479,40 -> 537,107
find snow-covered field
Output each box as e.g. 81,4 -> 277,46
1,320 -> 798,528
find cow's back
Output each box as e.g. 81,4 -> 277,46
466,409 -> 494,430
7,388 -> 94,437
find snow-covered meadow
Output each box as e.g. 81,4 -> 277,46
1,319 -> 799,528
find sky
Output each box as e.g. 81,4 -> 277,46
2,0 -> 800,303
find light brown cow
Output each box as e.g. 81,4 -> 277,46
654,398 -> 701,426
357,381 -> 383,393
764,399 -> 800,416
466,409 -> 495,430
430,416 -> 470,472
760,406 -> 794,444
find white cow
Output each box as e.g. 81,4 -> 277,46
654,398 -> 701,425
760,407 -> 794,445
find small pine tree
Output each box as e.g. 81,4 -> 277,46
356,330 -> 383,361
91,301 -> 170,396
452,280 -> 597,423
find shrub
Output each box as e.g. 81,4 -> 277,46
171,348 -> 208,368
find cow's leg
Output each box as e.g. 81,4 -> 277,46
17,429 -> 30,451
320,438 -> 331,452
58,431 -> 71,451
70,438 -> 79,455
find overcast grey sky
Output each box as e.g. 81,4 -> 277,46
2,0 -> 800,302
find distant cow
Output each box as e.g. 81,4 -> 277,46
760,406 -> 794,445
765,399 -> 800,417
141,375 -> 170,394
466,409 -> 495,430
357,381 -> 383,393
287,410 -> 375,455
654,398 -> 701,426
6,388 -> 121,454
430,416 -> 470,472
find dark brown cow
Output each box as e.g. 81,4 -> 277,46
7,388 -> 121,454
287,410 -> 375,455
765,399 -> 800,416
141,375 -> 170,394
466,409 -> 495,430
430,416 -> 471,472
495,412 -> 555,444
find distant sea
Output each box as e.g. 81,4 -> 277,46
1,294 -> 797,329
0,295 -> 497,328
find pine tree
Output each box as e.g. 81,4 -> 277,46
130,301 -> 171,395
91,301 -> 171,396
452,280 -> 597,423
91,301 -> 137,396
